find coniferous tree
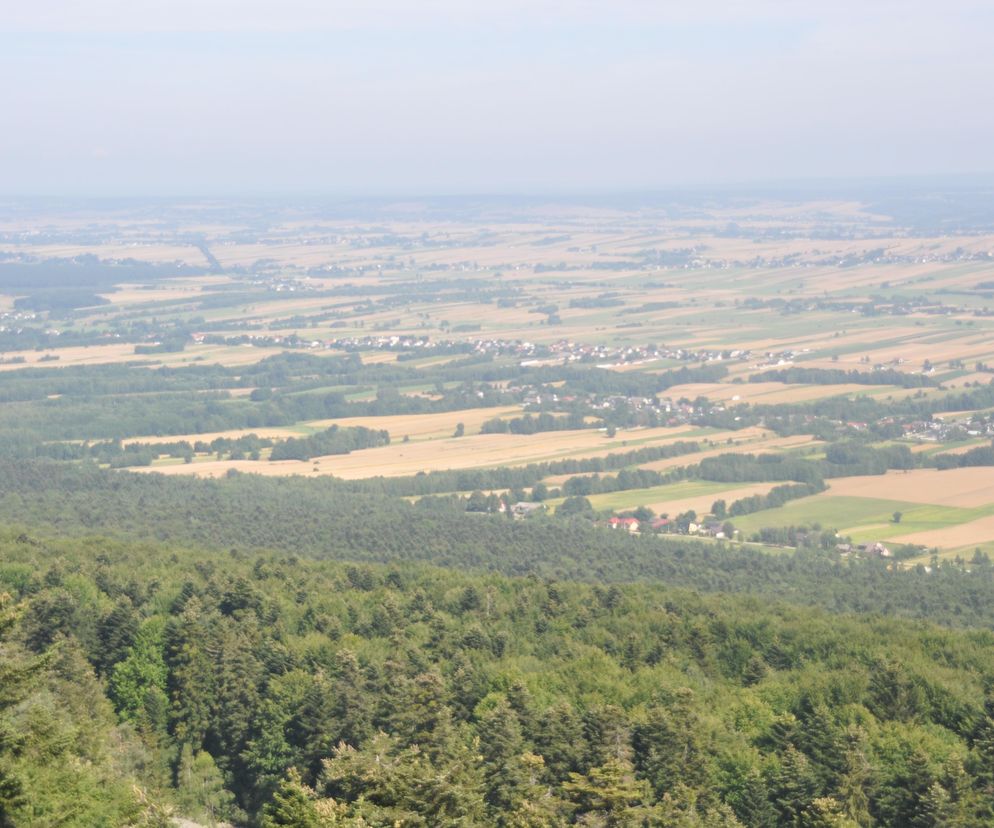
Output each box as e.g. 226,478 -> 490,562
330,649 -> 373,749
96,596 -> 139,676
478,699 -> 527,815
504,753 -> 568,828
771,745 -> 818,826
533,702 -> 586,783
562,756 -> 652,827
835,729 -> 873,828
164,598 -> 217,748
734,768 -> 777,828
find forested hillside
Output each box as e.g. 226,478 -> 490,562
3,460 -> 994,632
4,531 -> 994,825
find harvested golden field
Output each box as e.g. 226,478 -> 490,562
311,425 -> 700,479
98,276 -> 232,305
0,343 -> 141,371
100,286 -> 207,305
306,406 -> 523,441
135,425 -> 704,480
858,338 -> 994,369
944,372 -> 994,387
0,341 -> 312,372
889,515 -> 994,549
123,427 -> 306,446
933,442 -> 992,456
353,350 -> 400,364
638,433 -> 819,472
826,468 -> 994,508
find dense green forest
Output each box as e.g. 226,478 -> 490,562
4,460 -> 994,632
6,530 -> 994,825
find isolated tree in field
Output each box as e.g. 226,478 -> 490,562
893,511 -> 903,524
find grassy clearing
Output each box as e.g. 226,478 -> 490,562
729,495 -> 921,536
730,492 -> 994,550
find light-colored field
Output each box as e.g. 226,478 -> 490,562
0,343 -> 140,371
97,276 -> 232,305
0,342 -> 338,372
540,428 -> 810,484
932,441 -> 991,456
637,433 -> 820,473
124,406 -> 525,446
889,515 -> 994,549
135,424 -> 706,479
308,406 -> 523,440
124,427 -> 306,446
0,242 -> 210,266
825,468 -> 994,508
354,350 -> 400,364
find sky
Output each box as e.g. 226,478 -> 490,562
2,1 -> 993,196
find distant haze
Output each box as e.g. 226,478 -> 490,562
3,1 -> 993,196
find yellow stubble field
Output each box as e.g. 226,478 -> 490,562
135,424 -> 707,480
825,468 -> 994,508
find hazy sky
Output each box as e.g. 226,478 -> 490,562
2,1 -> 993,196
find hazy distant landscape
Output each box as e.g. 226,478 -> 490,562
5,1 -> 994,825
4,189 -> 994,563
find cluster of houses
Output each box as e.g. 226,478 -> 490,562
904,415 -> 994,441
754,349 -> 807,369
0,309 -> 40,332
588,344 -> 752,369
308,334 -> 749,370
504,503 -> 735,541
837,542 -> 893,559
506,388 -> 728,429
266,277 -> 311,293
600,515 -> 730,539
507,502 -> 545,519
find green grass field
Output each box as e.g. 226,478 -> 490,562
729,495 -> 920,535
729,493 -> 994,546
